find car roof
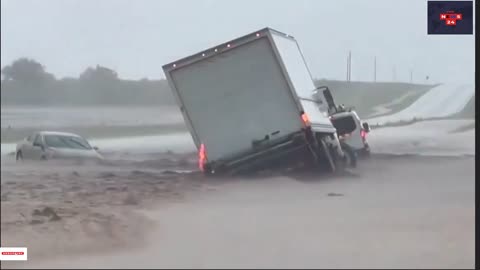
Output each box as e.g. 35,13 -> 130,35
330,111 -> 355,118
37,131 -> 83,137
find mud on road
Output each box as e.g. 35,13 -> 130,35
0,153 -> 201,261
1,154 -> 475,269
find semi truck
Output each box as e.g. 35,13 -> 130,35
162,27 -> 355,175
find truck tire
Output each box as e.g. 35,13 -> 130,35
319,138 -> 336,173
340,141 -> 357,168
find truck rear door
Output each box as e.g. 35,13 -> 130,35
166,37 -> 303,162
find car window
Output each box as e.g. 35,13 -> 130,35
33,134 -> 43,145
331,116 -> 357,135
44,135 -> 92,150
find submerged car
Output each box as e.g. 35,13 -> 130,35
15,131 -> 103,161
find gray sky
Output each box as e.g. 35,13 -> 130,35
1,0 -> 475,83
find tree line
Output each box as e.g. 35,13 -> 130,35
1,58 -> 362,107
1,58 -> 176,106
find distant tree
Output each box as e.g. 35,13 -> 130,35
79,65 -> 118,81
1,58 -> 55,83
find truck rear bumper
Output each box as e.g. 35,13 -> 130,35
204,131 -> 311,175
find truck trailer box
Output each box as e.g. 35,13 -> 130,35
163,27 -> 340,174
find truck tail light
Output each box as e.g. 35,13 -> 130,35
198,143 -> 207,172
301,113 -> 311,127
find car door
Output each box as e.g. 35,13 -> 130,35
31,134 -> 45,160
344,115 -> 364,150
20,134 -> 35,159
321,87 -> 337,115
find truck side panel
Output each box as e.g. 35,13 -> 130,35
269,32 -> 336,133
168,37 -> 303,162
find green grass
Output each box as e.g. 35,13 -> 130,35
314,80 -> 436,118
451,95 -> 475,119
2,81 -> 465,143
369,94 -> 475,130
377,91 -> 426,117
371,115 -> 475,131
370,117 -> 426,129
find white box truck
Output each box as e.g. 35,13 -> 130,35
162,27 -> 353,175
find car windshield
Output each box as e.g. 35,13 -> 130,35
44,135 -> 92,150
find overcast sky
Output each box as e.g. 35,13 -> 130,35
1,0 -> 475,83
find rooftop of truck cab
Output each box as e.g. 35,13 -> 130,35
162,27 -> 297,73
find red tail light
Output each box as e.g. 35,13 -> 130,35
198,143 -> 207,172
301,113 -> 311,127
360,130 -> 367,141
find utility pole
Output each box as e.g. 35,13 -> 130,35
346,53 -> 349,81
410,69 -> 413,83
348,51 -> 352,82
392,66 -> 396,81
373,56 -> 377,82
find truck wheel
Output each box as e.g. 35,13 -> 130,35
203,164 -> 225,177
319,138 -> 336,173
340,142 -> 357,168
